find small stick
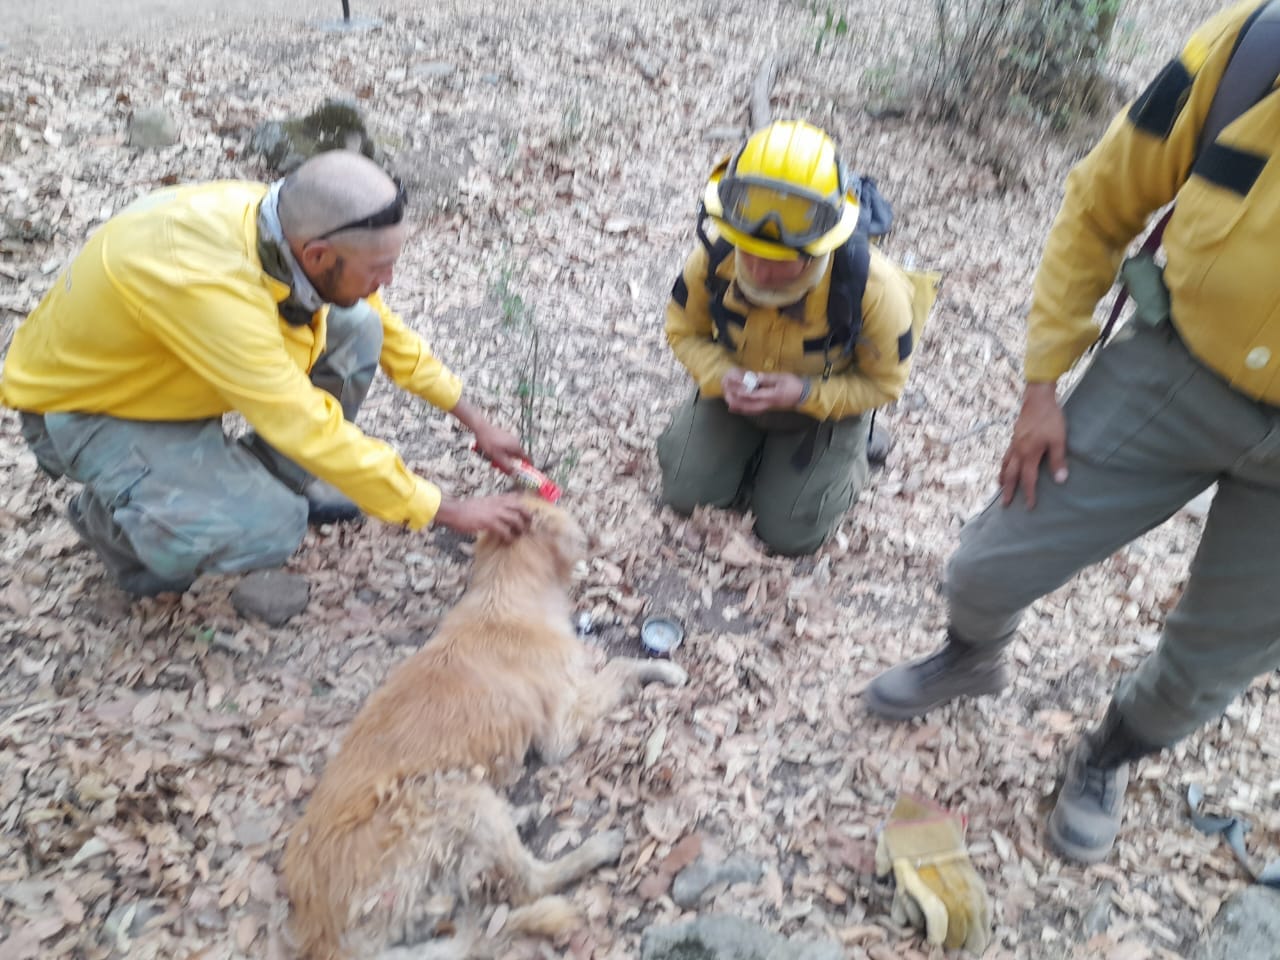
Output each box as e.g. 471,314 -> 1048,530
750,56 -> 776,129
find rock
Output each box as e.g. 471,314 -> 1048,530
127,107 -> 178,149
250,98 -> 378,175
672,855 -> 764,909
640,915 -> 842,960
1188,886 -> 1280,960
1079,880 -> 1114,939
230,570 -> 310,627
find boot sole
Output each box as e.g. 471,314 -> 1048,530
1046,810 -> 1116,865
862,676 -> 1008,721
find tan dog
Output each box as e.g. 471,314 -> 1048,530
283,499 -> 687,959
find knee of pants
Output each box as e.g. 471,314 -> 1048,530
117,482 -> 307,580
658,461 -> 741,514
323,302 -> 384,365
752,499 -> 842,556
656,414 -> 746,513
314,302 -> 384,416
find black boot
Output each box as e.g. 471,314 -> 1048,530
1047,705 -> 1161,864
864,630 -> 1008,720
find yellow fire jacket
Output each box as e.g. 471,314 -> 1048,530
1028,0 -> 1280,402
0,181 -> 462,529
666,242 -> 933,421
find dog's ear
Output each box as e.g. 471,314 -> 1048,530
528,502 -> 587,578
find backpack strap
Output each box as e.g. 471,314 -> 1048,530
1202,0 -> 1280,148
825,234 -> 870,371
1096,0 -> 1280,350
695,203 -> 746,350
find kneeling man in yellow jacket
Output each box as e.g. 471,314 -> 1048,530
1,150 -> 532,596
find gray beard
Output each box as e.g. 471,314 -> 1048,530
734,252 -> 830,308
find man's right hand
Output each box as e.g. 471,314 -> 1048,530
433,494 -> 532,542
999,381 -> 1068,509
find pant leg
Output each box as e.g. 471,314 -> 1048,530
242,300 -> 384,490
947,319 -> 1267,648
1115,461 -> 1280,745
656,392 -> 763,513
750,415 -> 870,556
39,413 -> 308,594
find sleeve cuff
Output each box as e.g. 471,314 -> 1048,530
405,477 -> 443,530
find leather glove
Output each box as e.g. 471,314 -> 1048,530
874,794 -> 992,954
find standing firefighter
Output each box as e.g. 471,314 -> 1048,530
1,150 -> 532,597
658,120 -> 937,555
867,0 -> 1280,864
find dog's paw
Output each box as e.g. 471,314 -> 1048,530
651,661 -> 689,687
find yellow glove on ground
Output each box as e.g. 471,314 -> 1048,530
874,794 -> 992,954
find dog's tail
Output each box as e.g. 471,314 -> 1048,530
375,897 -> 582,960
283,794 -> 403,960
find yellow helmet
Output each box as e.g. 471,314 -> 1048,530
702,120 -> 859,261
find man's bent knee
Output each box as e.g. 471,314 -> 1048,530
753,511 -> 835,556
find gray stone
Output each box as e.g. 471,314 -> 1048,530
230,570 -> 310,627
1188,886 -> 1280,960
127,107 -> 178,149
1078,880 -> 1114,939
640,915 -> 842,960
249,98 -> 378,175
672,856 -> 765,909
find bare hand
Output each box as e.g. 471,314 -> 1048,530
451,397 -> 528,473
472,422 -> 527,474
999,382 -> 1068,509
722,367 -> 808,415
434,494 -> 532,542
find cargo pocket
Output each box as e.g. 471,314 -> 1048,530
95,448 -> 204,581
786,418 -> 868,532
86,445 -> 151,512
1065,323 -> 1200,465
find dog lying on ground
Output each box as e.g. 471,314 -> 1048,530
283,498 -> 688,959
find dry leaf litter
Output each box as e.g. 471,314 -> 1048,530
1,1 -> 1276,959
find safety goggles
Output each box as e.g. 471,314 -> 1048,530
313,179 -> 408,240
717,176 -> 843,249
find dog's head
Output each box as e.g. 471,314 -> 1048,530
476,496 -> 588,585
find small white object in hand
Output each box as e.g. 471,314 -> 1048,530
742,371 -> 760,393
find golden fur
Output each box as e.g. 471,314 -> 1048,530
283,499 -> 687,959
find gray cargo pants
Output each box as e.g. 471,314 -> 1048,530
948,316 -> 1280,746
19,303 -> 382,596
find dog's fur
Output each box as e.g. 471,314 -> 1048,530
283,499 -> 687,960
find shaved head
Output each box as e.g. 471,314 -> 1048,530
278,150 -> 400,246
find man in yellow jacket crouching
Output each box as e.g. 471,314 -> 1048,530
1,150 -> 531,596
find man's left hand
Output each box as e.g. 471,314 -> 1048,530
724,371 -> 808,415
